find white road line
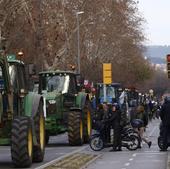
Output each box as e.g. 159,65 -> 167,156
55,153 -> 66,155
136,152 -> 166,155
124,163 -> 130,166
129,158 -> 133,161
132,153 -> 137,157
35,145 -> 89,169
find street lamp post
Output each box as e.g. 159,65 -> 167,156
76,11 -> 84,74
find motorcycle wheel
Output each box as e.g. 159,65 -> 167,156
89,135 -> 104,151
158,136 -> 168,150
126,134 -> 140,151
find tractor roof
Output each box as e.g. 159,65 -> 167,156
96,83 -> 122,87
39,70 -> 76,76
7,54 -> 24,65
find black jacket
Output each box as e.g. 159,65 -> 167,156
160,101 -> 170,126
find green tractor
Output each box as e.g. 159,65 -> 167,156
0,54 -> 45,167
38,70 -> 92,145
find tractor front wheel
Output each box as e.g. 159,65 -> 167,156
83,102 -> 92,143
11,117 -> 33,168
68,111 -> 83,146
33,100 -> 45,162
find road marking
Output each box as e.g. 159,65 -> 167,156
129,158 -> 133,161
132,153 -> 137,157
55,152 -> 66,155
124,162 -> 130,166
137,152 -> 166,155
35,145 -> 89,169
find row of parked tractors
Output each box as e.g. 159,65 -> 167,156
0,53 -> 94,168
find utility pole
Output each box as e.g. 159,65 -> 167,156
76,11 -> 84,74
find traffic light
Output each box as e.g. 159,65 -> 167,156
167,54 -> 170,78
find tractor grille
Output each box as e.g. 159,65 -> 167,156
47,102 -> 56,115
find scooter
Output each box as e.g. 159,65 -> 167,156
90,120 -> 140,151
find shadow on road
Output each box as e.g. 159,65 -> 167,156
46,142 -> 71,147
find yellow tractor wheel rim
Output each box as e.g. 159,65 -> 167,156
40,115 -> 45,150
87,111 -> 91,136
28,128 -> 33,157
80,120 -> 83,140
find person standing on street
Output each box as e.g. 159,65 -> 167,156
159,96 -> 170,151
109,104 -> 122,151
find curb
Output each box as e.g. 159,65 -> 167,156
81,154 -> 102,169
34,145 -> 88,169
34,146 -> 101,169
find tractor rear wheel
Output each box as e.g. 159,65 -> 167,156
33,101 -> 45,162
11,117 -> 33,168
83,102 -> 92,143
45,133 -> 50,145
68,111 -> 83,146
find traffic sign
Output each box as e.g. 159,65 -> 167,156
103,63 -> 112,84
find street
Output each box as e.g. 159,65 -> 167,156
0,134 -> 87,169
85,118 -> 167,169
0,118 -> 168,169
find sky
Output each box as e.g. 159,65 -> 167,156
138,0 -> 170,46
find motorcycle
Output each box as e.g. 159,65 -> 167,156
90,120 -> 140,151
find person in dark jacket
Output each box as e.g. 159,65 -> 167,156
159,96 -> 170,151
109,104 -> 122,151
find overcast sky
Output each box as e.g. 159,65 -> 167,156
138,0 -> 170,46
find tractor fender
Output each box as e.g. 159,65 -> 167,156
76,92 -> 90,109
24,92 -> 43,118
70,107 -> 82,112
24,92 -> 43,146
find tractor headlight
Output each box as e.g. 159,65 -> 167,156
48,100 -> 56,104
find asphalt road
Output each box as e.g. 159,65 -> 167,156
0,118 -> 168,169
0,133 -> 87,169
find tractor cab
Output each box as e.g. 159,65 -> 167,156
96,83 -> 122,105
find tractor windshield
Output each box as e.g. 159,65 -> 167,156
40,74 -> 69,93
99,86 -> 116,98
0,66 -> 4,90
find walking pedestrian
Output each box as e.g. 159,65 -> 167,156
132,105 -> 151,148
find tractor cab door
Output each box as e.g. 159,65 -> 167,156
0,65 -> 7,125
63,75 -> 77,109
9,63 -> 27,116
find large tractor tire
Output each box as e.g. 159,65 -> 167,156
83,101 -> 92,143
45,133 -> 50,145
68,111 -> 83,146
33,100 -> 45,162
11,117 -> 33,168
